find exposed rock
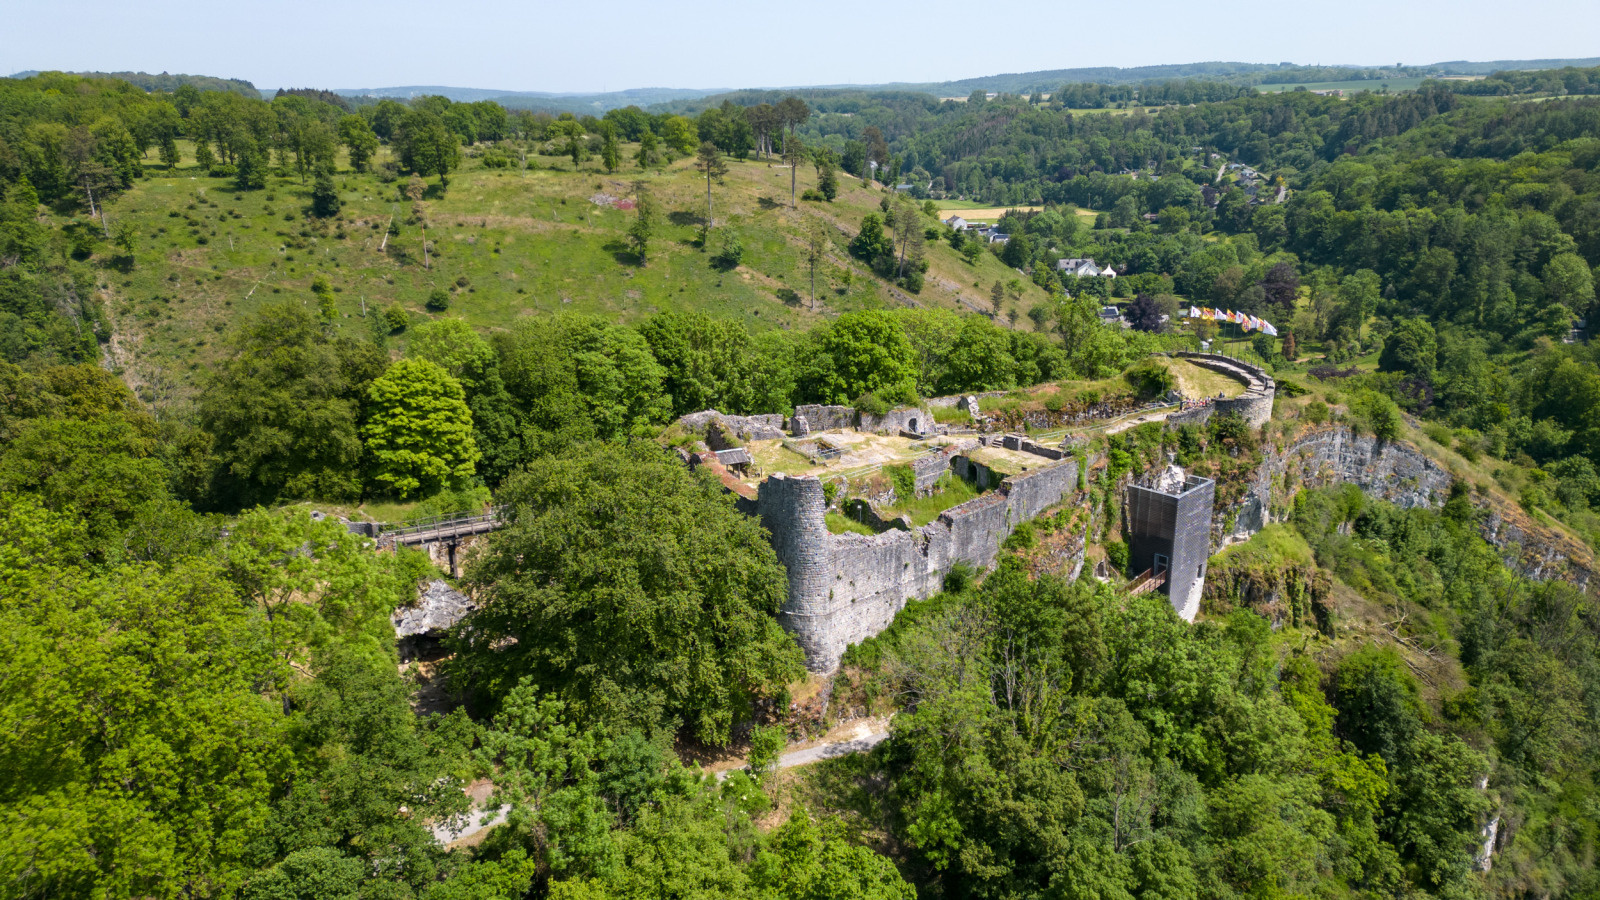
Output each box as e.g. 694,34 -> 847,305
393,580 -> 476,638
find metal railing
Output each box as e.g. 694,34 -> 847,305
381,507 -> 506,544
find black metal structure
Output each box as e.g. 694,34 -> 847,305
1125,475 -> 1214,616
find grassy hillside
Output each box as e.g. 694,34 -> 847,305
95,142 -> 1053,404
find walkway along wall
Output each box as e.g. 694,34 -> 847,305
757,458 -> 1079,672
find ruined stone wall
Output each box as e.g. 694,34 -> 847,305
791,405 -> 855,432
1171,352 -> 1276,428
678,409 -> 786,442
861,406 -> 934,435
758,459 -> 1079,672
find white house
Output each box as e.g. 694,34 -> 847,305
988,232 -> 1010,244
1056,257 -> 1116,278
944,215 -> 970,231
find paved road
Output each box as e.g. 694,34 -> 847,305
433,720 -> 893,845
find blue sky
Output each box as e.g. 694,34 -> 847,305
5,0 -> 1597,93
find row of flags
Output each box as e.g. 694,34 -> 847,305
1188,306 -> 1279,337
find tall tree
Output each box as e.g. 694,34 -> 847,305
361,358 -> 480,498
695,141 -> 728,246
448,442 -> 804,744
628,181 -> 657,266
338,114 -> 379,173
805,217 -> 829,311
635,129 -> 658,169
600,123 -> 620,174
783,134 -> 806,208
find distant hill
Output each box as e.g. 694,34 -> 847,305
331,85 -> 725,114
7,69 -> 259,98
829,57 -> 1600,97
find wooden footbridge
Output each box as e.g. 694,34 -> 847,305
377,508 -> 505,548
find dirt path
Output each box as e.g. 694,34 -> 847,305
431,717 -> 893,846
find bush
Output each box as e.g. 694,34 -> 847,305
800,188 -> 824,201
384,306 -> 409,333
746,724 -> 785,779
1277,378 -> 1310,397
1104,540 -> 1129,574
711,235 -> 745,271
943,562 -> 976,593
426,289 -> 450,312
1352,391 -> 1403,442
1002,521 -> 1036,551
1124,359 -> 1176,400
884,464 -> 916,501
207,164 -> 237,178
1303,400 -> 1330,425
853,392 -> 891,417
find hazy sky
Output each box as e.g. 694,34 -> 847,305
5,0 -> 1598,93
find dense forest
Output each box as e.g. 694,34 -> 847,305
1,63 -> 1599,899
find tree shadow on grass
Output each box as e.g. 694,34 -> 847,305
757,196 -> 783,210
668,210 -> 702,227
601,238 -> 641,266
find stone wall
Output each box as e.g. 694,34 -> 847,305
758,458 -> 1079,672
791,405 -> 855,432
1170,352 -> 1276,428
861,405 -> 934,435
678,409 -> 787,442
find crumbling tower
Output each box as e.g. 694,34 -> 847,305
1125,469 -> 1215,621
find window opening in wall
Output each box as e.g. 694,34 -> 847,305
1153,553 -> 1169,576
909,418 -> 919,433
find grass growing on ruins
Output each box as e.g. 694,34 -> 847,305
826,512 -> 879,536
882,473 -> 983,526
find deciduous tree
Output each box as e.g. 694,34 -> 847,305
361,358 -> 479,497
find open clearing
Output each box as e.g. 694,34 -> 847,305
937,205 -> 1099,221
95,141 -> 1060,402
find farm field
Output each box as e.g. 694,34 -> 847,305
94,141 -> 1057,403
936,204 -> 1100,221
1255,76 -> 1432,93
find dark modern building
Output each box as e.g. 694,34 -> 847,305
1126,472 -> 1215,620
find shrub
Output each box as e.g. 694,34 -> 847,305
1002,521 -> 1036,551
384,306 -> 409,333
884,464 -> 916,501
1303,400 -> 1330,425
900,269 -> 924,293
711,235 -> 744,271
943,562 -> 975,593
854,392 -> 891,417
207,164 -> 237,178
746,724 -> 785,779
1277,379 -> 1310,397
801,188 -> 824,201
1124,359 -> 1176,400
1105,540 -> 1129,574
426,289 -> 450,312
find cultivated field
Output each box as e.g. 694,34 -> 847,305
1255,77 -> 1433,93
936,204 -> 1100,221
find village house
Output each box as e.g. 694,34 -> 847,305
1057,257 -> 1116,278
944,215 -> 970,231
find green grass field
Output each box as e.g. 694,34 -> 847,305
93,141 -> 1056,403
1255,77 -> 1431,94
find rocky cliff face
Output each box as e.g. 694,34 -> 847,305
1220,427 -> 1594,590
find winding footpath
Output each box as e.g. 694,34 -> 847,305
431,718 -> 893,847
